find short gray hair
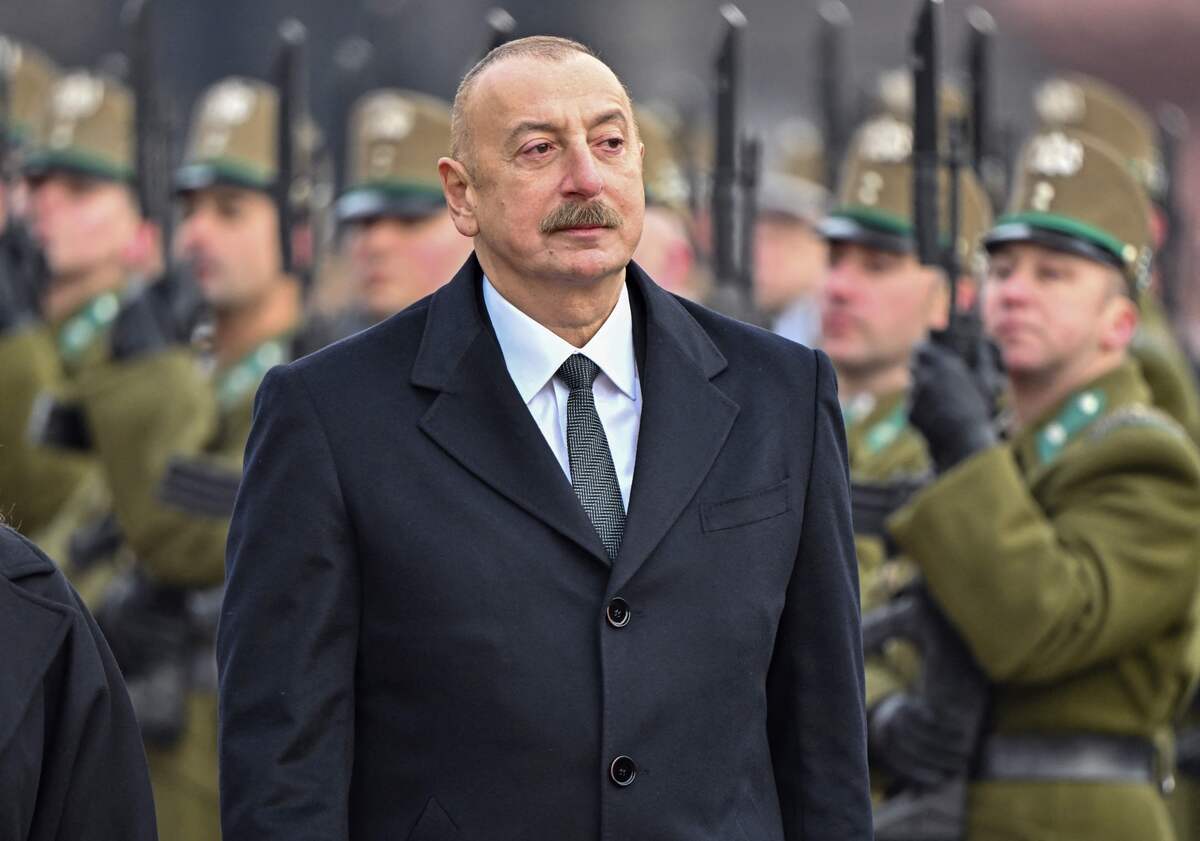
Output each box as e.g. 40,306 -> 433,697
450,36 -> 622,171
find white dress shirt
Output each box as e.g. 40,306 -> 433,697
482,276 -> 642,510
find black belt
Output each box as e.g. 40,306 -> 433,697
976,733 -> 1166,789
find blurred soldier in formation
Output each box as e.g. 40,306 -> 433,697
630,104 -> 702,301
1035,73 -> 1200,446
888,127 -> 1200,840
815,112 -> 993,766
753,116 -> 829,346
335,88 -> 471,326
0,71 -> 153,598
70,74 -> 316,841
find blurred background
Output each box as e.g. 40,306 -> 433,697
3,0 -> 1199,324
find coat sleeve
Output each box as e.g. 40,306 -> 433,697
76,348 -> 229,588
767,348 -> 873,840
217,364 -> 359,841
888,428 -> 1200,684
0,529 -> 158,841
47,585 -> 160,841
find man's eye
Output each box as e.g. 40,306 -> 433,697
525,142 -> 553,156
599,137 -> 624,151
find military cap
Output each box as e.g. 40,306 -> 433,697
760,116 -> 829,224
634,104 -> 689,212
1034,74 -> 1165,202
0,35 -> 59,148
23,71 -> 133,183
818,114 -> 992,273
984,128 -> 1152,292
335,89 -> 451,223
176,77 -> 280,193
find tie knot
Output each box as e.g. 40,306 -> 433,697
556,353 -> 600,392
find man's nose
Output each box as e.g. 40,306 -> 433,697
823,260 -> 857,302
561,143 -> 604,199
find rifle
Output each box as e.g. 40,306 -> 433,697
0,38 -> 50,330
862,585 -> 989,841
707,5 -> 759,324
964,7 -> 1006,212
1156,105 -> 1189,322
816,1 -> 852,191
274,19 -> 315,292
865,4 -> 992,837
484,8 -> 517,56
913,0 -> 1001,408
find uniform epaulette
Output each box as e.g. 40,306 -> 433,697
1087,404 -> 1187,445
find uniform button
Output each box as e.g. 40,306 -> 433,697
610,755 -> 638,786
606,597 -> 631,628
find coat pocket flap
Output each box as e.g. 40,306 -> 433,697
405,797 -> 464,841
701,479 -> 791,533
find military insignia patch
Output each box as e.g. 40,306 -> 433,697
1027,131 -> 1084,178
858,116 -> 912,164
1035,79 -> 1086,125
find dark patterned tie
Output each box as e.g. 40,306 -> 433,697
556,353 -> 626,560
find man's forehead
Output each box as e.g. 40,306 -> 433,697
469,53 -> 630,133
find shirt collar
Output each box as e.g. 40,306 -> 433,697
482,274 -> 638,404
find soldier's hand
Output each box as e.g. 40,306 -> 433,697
869,691 -> 976,789
907,341 -> 996,473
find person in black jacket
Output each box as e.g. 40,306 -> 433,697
219,35 -> 871,841
0,525 -> 158,841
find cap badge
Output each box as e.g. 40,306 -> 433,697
859,116 -> 912,163
207,80 -> 257,126
365,96 -> 415,141
1035,79 -> 1086,124
1028,132 -> 1084,178
53,73 -> 104,122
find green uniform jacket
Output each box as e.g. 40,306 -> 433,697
845,389 -> 931,708
890,360 -> 1200,840
74,334 -> 289,841
1134,294 -> 1200,447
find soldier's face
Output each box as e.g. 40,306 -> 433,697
28,172 -> 141,278
175,186 -> 283,311
820,240 -> 946,377
632,206 -> 696,299
440,53 -> 645,289
984,243 -> 1137,378
754,215 -> 829,314
344,211 -> 473,319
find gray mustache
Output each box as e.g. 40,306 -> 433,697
539,201 -> 623,234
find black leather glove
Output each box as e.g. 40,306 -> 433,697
908,341 -> 996,473
0,224 -> 48,333
869,691 -> 977,790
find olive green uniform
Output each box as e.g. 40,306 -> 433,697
77,335 -> 290,841
844,390 -> 930,708
890,361 -> 1200,840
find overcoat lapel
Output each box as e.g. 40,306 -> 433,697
607,266 -> 740,596
414,256 -> 610,566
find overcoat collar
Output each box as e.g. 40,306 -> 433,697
414,254 -> 739,586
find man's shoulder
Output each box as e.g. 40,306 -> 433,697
282,297 -> 435,390
672,295 -> 823,386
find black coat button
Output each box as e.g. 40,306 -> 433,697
606,597 -> 631,628
610,755 -> 638,786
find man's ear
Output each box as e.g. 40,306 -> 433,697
1100,293 -> 1139,353
438,157 -> 479,238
